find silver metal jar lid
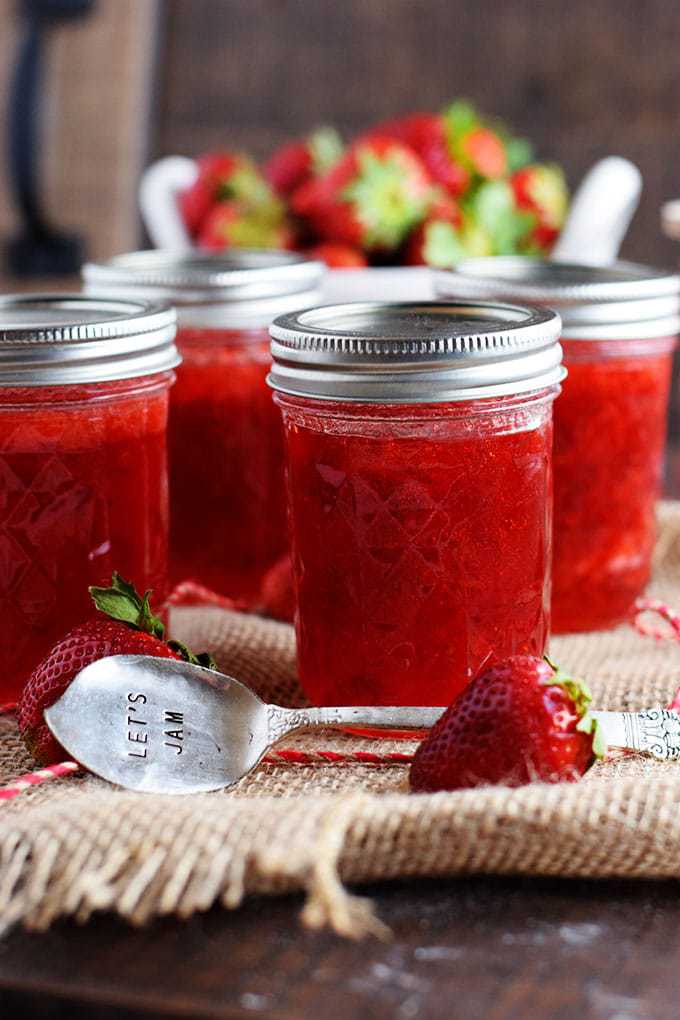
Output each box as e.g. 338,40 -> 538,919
268,301 -> 564,403
0,294 -> 179,386
436,258 -> 680,340
82,249 -> 326,328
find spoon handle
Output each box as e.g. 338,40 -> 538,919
267,704 -> 445,741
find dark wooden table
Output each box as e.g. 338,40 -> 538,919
2,876 -> 679,1019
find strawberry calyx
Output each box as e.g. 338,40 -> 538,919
167,640 -> 217,671
90,572 -> 165,638
542,656 -> 607,760
89,573 -> 217,671
308,126 -> 344,175
341,143 -> 431,250
419,220 -> 466,268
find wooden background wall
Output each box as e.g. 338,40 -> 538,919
1,0 -> 680,265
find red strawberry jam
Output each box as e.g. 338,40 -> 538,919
277,395 -> 555,707
83,250 -> 325,603
437,258 -> 680,633
169,326 -> 288,599
0,295 -> 178,701
552,338 -> 674,632
269,301 -> 563,708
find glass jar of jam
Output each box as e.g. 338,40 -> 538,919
269,301 -> 563,707
83,251 -> 324,603
0,294 -> 178,701
437,259 -> 680,633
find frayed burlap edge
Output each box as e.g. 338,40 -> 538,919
2,501 -> 680,938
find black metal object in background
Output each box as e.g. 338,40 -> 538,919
6,0 -> 95,277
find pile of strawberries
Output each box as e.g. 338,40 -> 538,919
179,100 -> 568,268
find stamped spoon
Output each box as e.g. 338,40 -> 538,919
44,655 -> 680,794
44,655 -> 444,794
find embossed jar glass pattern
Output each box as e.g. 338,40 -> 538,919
269,301 -> 564,707
0,296 -> 178,700
83,251 -> 324,602
437,259 -> 680,633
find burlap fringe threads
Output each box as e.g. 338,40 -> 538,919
0,793 -> 390,940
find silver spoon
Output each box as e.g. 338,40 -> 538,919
44,655 -> 444,794
44,655 -> 680,795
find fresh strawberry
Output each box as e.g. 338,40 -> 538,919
410,656 -> 606,792
179,152 -> 283,237
511,163 -> 568,252
405,190 -> 463,266
257,556 -> 296,623
406,219 -> 464,267
367,114 -> 470,197
197,200 -> 295,251
18,573 -> 214,766
306,242 -> 368,268
460,127 -> 507,179
265,127 -> 343,198
465,179 -> 535,255
292,137 -> 432,253
443,101 -> 508,181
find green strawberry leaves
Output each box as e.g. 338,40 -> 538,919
90,572 -> 165,639
543,657 -> 607,761
505,136 -> 534,173
465,179 -> 535,254
421,220 -> 467,268
309,127 -> 344,175
342,146 -> 431,250
442,100 -> 479,143
89,573 -> 216,669
167,640 -> 218,672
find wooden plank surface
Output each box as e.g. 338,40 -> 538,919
0,876 -> 678,1019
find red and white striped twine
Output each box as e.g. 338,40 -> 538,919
632,597 -> 680,642
0,702 -> 414,802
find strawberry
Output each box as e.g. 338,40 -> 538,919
265,127 -> 343,198
197,200 -> 295,251
179,152 -> 284,238
465,179 -> 535,255
306,242 -> 368,268
511,164 -> 568,252
405,191 -> 464,267
18,573 -> 214,766
410,656 -> 606,793
443,101 -> 508,181
367,114 -> 470,197
292,136 -> 432,253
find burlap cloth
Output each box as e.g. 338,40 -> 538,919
2,504 -> 680,939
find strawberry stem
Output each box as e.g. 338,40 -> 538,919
89,572 -> 165,638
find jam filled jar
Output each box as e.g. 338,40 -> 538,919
83,250 -> 325,602
0,295 -> 178,700
269,301 -> 563,707
438,259 -> 680,633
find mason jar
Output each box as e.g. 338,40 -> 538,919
269,301 -> 563,707
0,294 -> 178,700
83,250 -> 325,603
437,259 -> 680,633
